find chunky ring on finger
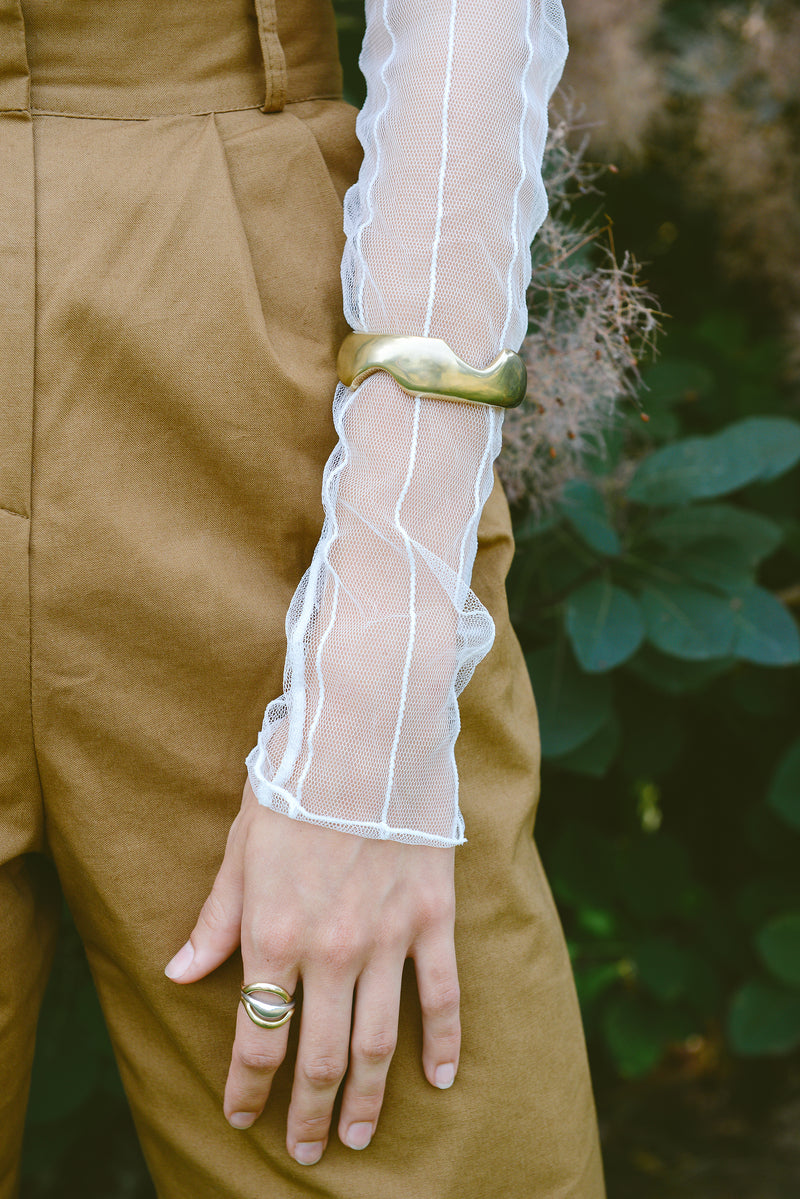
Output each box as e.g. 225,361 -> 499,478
240,982 -> 296,1029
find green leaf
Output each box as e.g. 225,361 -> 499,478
632,936 -> 692,1003
601,993 -> 669,1078
767,738 -> 800,831
639,581 -> 736,659
531,542 -> 596,602
728,979 -> 800,1055
648,503 -> 784,564
623,643 -> 735,693
731,585 -> 800,665
717,417 -> 800,484
626,418 -> 800,505
549,711 -> 621,777
626,433 -> 755,506
656,537 -> 756,595
512,509 -> 561,543
565,579 -> 646,672
756,912 -> 800,989
526,643 -> 614,756
556,478 -> 621,556
575,962 -> 627,1006
577,907 -> 619,938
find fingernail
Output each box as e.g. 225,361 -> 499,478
165,941 -> 194,980
294,1142 -> 324,1165
434,1063 -> 456,1089
228,1112 -> 257,1130
344,1122 -> 372,1150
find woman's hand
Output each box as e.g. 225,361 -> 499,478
164,779 -> 460,1165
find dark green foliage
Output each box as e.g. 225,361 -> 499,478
21,903 -> 154,1196
767,739 -> 800,831
756,914 -> 800,990
626,418 -> 800,505
565,577 -> 646,672
557,479 -> 622,557
728,981 -> 800,1056
510,306 -> 800,1079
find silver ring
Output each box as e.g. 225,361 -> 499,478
240,982 -> 296,1029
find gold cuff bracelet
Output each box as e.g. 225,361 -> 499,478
336,332 -> 527,409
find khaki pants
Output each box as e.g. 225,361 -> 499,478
0,0 -> 606,1194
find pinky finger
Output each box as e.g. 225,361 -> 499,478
412,933 -> 461,1091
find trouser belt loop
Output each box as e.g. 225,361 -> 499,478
0,0 -> 31,112
253,0 -> 287,113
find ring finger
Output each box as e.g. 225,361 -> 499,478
224,972 -> 299,1129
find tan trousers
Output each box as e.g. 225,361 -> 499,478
0,0 -> 606,1194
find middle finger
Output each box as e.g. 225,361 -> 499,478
287,966 -> 356,1165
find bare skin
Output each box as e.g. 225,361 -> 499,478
165,779 -> 460,1165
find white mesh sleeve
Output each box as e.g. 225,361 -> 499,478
245,0 -> 568,846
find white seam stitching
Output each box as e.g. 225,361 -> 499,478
355,0 -> 397,327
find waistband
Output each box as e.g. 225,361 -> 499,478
0,0 -> 343,118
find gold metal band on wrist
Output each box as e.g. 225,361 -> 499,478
336,332 -> 527,409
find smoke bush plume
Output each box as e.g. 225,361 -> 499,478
499,104 -> 662,517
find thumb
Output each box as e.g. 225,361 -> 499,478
165,851 -> 244,984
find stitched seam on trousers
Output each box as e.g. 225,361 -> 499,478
0,505 -> 29,519
21,95 -> 345,121
26,120 -> 46,807
28,102 -> 268,121
285,93 -> 345,105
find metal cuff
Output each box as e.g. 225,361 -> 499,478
336,332 -> 527,409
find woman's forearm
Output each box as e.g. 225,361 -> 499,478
245,1 -> 568,845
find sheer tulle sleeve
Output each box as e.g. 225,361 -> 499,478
245,0 -> 568,846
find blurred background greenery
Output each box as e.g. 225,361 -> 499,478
21,1 -> 800,1195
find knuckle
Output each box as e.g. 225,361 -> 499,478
379,913 -> 411,952
198,888 -> 229,935
354,1033 -> 397,1066
246,918 -> 297,965
301,1055 -> 348,1087
422,981 -> 461,1020
237,1045 -> 282,1074
416,889 -> 455,931
225,811 -> 245,850
291,1111 -> 332,1139
313,925 -> 362,973
347,1081 -> 384,1107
